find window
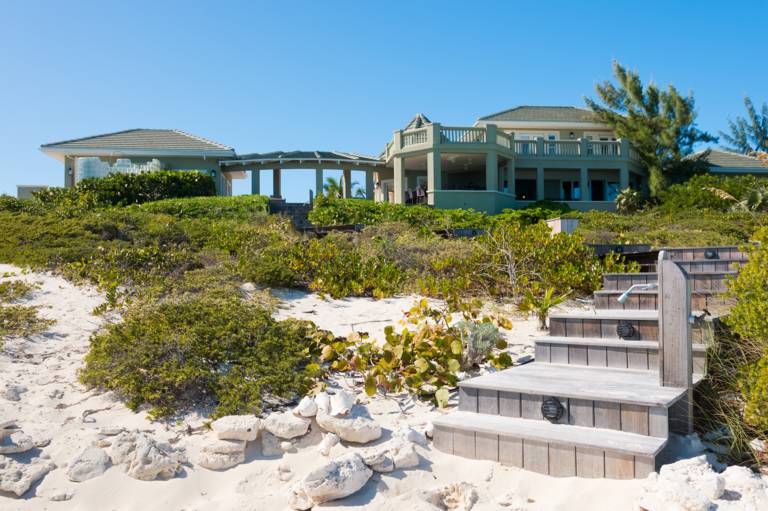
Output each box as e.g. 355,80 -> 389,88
561,180 -> 581,201
606,182 -> 620,201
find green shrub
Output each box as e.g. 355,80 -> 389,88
34,170 -> 216,211
0,280 -> 34,302
659,174 -> 768,212
80,295 -> 324,418
615,187 -> 643,214
455,320 -> 505,370
135,195 -> 269,220
492,201 -> 571,227
0,305 -> 53,343
308,195 -> 489,230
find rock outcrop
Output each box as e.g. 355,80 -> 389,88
418,482 -> 478,511
264,412 -> 311,439
197,438 -> 247,470
108,431 -> 183,481
211,415 -> 261,442
315,406 -> 381,443
288,453 -> 372,510
66,446 -> 111,482
0,454 -> 55,497
360,437 -> 419,473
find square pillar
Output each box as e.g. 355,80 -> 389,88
342,168 -> 352,198
427,149 -> 441,206
64,156 -> 76,187
620,165 -> 630,191
393,157 -> 405,204
580,167 -> 589,201
251,169 -> 261,195
509,166 -> 516,198
536,167 -> 545,200
365,170 -> 374,199
272,168 -> 282,198
485,150 -> 498,191
315,168 -> 323,195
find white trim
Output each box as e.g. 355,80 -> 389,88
221,157 -> 385,167
41,147 -> 236,159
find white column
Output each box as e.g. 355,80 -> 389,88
315,168 -> 323,195
342,168 -> 352,198
485,150 -> 498,191
427,149 -> 441,206
251,169 -> 261,195
620,165 -> 630,191
580,167 -> 589,201
536,167 -> 545,200
365,170 -> 374,199
272,168 -> 281,198
393,157 -> 404,204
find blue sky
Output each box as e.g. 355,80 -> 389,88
1,0 -> 765,200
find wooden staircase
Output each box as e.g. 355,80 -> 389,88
432,246 -> 745,479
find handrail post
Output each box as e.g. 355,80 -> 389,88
620,138 -> 630,159
579,137 -> 589,156
536,136 -> 545,156
394,130 -> 403,150
657,250 -> 694,433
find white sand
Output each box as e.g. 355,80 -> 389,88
2,266 -> 756,511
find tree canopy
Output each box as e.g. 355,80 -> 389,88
720,97 -> 768,154
585,61 -> 716,197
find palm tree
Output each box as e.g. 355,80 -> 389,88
322,177 -> 343,198
720,97 -> 768,154
704,186 -> 768,213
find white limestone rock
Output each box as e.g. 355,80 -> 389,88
288,453 -> 372,510
318,433 -> 340,456
0,431 -> 35,454
394,424 -> 428,447
202,438 -> 246,454
0,454 -> 56,497
720,465 -> 768,510
66,446 -> 110,482
264,412 -> 311,439
211,415 -> 261,442
360,438 -> 419,472
294,396 -> 318,418
314,392 -> 330,414
197,450 -> 245,470
418,482 -> 478,511
494,492 -> 529,509
637,456 -> 725,511
49,490 -> 74,502
329,389 -> 356,417
315,406 -> 381,444
108,431 -> 182,481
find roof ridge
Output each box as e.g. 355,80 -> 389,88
478,105 -> 594,121
41,128 -> 144,148
170,129 -> 233,151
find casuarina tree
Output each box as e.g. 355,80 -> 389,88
585,61 -> 716,197
720,96 -> 768,154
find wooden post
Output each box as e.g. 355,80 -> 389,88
657,250 -> 693,433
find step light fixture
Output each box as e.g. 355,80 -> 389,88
617,283 -> 658,304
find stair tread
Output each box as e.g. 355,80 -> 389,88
459,363 -> 687,406
605,270 -> 738,276
534,336 -> 706,351
594,289 -> 714,296
433,411 -> 667,456
549,309 -> 658,320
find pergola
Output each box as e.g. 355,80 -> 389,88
219,150 -> 387,199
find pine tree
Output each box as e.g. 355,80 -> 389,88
720,97 -> 768,154
585,61 -> 716,197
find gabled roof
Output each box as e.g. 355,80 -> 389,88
478,106 -> 598,123
694,149 -> 768,170
41,129 -> 234,153
403,113 -> 432,130
221,150 -> 384,169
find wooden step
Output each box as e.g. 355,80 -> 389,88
459,363 -> 687,407
602,271 -> 737,292
593,289 -> 715,310
549,309 -> 659,341
534,336 -> 707,375
662,246 -> 747,261
432,411 -> 665,478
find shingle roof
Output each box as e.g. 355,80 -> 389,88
403,113 -> 432,130
695,149 -> 768,169
41,129 -> 234,152
478,106 -> 598,123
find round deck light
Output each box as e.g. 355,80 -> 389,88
541,397 -> 564,423
704,249 -> 719,260
617,321 -> 635,339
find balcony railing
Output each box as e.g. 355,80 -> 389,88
440,127 -> 486,144
386,124 -> 641,162
401,127 -> 429,148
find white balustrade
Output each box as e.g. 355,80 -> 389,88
401,127 -> 429,147
440,127 -> 487,144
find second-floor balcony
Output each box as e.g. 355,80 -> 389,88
384,123 -> 641,164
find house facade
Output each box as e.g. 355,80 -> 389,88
38,106 -> 649,213
374,107 -> 647,213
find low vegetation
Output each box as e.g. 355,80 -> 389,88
0,279 -> 52,344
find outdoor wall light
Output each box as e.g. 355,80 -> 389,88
541,396 -> 564,423
568,132 -> 576,139
210,170 -> 217,177
704,249 -> 719,260
616,321 -> 636,339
